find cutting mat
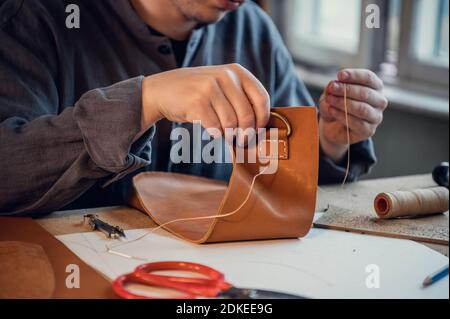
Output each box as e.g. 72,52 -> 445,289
314,175 -> 449,246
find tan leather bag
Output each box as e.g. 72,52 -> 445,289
129,107 -> 319,243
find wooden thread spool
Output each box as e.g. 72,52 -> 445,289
374,187 -> 449,219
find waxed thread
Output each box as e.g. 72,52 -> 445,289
374,187 -> 449,219
318,82 -> 352,195
62,158 -> 269,261
106,166 -> 270,260
106,87 -> 352,260
342,83 -> 351,186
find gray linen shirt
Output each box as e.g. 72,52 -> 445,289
0,0 -> 376,216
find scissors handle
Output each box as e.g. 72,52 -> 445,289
113,262 -> 231,299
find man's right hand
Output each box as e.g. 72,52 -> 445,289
141,64 -> 271,143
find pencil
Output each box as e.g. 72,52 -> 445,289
422,265 -> 449,287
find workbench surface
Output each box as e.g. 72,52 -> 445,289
36,174 -> 449,256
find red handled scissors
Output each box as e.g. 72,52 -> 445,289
112,261 -> 305,299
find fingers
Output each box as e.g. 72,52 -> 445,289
209,79 -> 238,140
183,64 -> 270,141
198,103 -> 225,140
328,106 -> 377,139
325,94 -> 383,125
229,64 -> 271,129
216,67 -> 256,130
327,81 -> 389,110
319,69 -> 387,148
338,69 -> 384,91
318,95 -> 336,123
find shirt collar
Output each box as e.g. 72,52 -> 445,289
107,0 -> 205,44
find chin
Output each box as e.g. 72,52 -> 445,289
193,9 -> 229,24
176,0 -> 243,25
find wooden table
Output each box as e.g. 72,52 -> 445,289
36,174 -> 449,256
316,174 -> 449,256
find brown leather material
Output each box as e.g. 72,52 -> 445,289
130,107 -> 319,243
258,134 -> 289,160
0,217 -> 117,299
0,241 -> 55,299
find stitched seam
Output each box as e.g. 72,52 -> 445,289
259,140 -> 288,159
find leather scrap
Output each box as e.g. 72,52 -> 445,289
0,241 -> 55,299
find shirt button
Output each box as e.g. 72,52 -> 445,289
158,44 -> 172,55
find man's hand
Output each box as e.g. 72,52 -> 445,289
319,69 -> 388,162
141,64 -> 270,145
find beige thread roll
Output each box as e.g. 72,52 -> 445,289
374,187 -> 449,219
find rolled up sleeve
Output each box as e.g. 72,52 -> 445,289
0,2 -> 156,216
0,76 -> 154,216
74,76 -> 154,187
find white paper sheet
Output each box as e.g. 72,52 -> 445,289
57,225 -> 449,299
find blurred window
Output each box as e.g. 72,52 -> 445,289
278,0 -> 449,92
284,0 -> 368,69
290,0 -> 362,53
398,0 -> 449,89
413,0 -> 449,67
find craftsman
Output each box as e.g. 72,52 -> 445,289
0,0 -> 388,216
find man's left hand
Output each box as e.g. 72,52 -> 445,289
319,69 -> 389,162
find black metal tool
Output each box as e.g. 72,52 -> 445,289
83,214 -> 126,239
